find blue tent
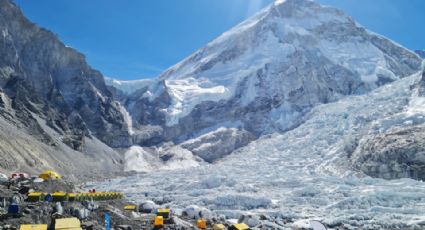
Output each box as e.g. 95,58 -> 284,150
8,202 -> 19,214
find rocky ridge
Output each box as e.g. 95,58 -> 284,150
0,0 -> 131,176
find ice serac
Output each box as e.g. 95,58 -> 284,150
0,0 -> 131,175
125,0 -> 422,161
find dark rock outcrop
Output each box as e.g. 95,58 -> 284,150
0,0 -> 131,149
351,126 -> 425,180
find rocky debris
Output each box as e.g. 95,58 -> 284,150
180,128 -> 255,163
30,180 -> 75,194
351,125 -> 425,180
0,115 -> 124,180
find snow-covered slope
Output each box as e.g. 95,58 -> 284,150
122,0 -> 422,166
105,77 -> 154,94
93,69 -> 425,229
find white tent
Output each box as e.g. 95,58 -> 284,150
0,173 -> 8,183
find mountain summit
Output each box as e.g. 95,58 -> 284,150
120,0 -> 422,163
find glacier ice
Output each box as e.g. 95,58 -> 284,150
91,72 -> 425,228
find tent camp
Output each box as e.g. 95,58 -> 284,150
39,170 -> 61,180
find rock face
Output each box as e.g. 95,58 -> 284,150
0,0 -> 132,148
0,0 -> 131,175
116,0 -> 422,163
351,125 -> 425,180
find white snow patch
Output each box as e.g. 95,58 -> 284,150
124,146 -> 201,172
274,0 -> 287,6
318,40 -> 390,85
118,103 -> 134,135
124,146 -> 159,172
164,79 -> 230,126
105,77 -> 154,94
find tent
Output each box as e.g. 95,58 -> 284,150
213,224 -> 226,230
139,200 -> 157,213
20,225 -> 47,230
27,192 -> 43,202
157,208 -> 171,220
229,223 -> 250,230
8,202 -> 19,214
52,192 -> 67,202
11,172 -> 30,179
0,173 -> 8,183
39,170 -> 61,180
54,217 -> 82,230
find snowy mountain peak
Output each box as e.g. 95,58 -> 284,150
274,0 -> 312,6
105,77 -> 154,94
270,0 -> 350,26
138,0 -> 421,128
274,0 -> 313,8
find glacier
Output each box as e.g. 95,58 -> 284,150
92,70 -> 425,229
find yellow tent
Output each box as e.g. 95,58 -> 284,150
229,223 -> 250,230
55,218 -> 81,230
27,192 -> 43,202
213,224 -> 226,230
68,193 -> 76,202
39,170 -> 61,180
52,192 -> 67,202
197,219 -> 207,229
157,208 -> 170,218
20,225 -> 47,230
124,204 -> 137,210
154,216 -> 164,227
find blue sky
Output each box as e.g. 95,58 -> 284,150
15,0 -> 425,80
